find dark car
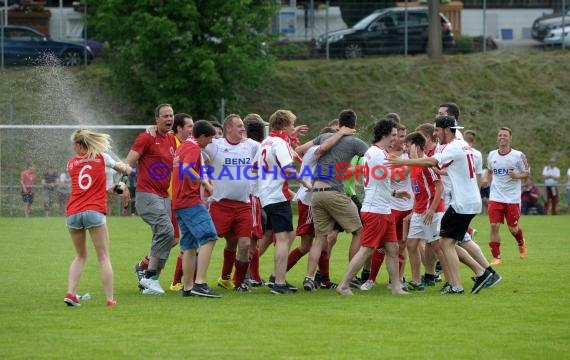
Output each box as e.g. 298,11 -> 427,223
531,9 -> 570,42
0,25 -> 93,66
315,7 -> 454,58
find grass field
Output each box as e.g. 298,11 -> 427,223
1,215 -> 569,359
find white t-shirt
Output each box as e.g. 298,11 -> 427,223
105,166 -> 116,191
293,146 -> 318,206
542,165 -> 560,187
203,137 -> 259,203
256,136 -> 295,207
390,152 -> 413,211
361,145 -> 391,215
487,148 -> 529,204
433,139 -> 481,214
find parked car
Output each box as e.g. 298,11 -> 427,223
0,25 -> 93,66
315,7 -> 454,58
531,9 -> 570,42
543,26 -> 570,46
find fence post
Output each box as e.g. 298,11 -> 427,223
8,96 -> 14,216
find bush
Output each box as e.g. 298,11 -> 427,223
454,35 -> 475,53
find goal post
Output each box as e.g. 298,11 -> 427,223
0,124 -> 148,218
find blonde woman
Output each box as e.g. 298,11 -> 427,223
64,129 -> 131,307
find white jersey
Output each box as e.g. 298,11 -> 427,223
256,136 -> 295,207
293,146 -> 318,206
487,148 -> 529,204
203,137 -> 259,203
361,145 -> 391,215
433,139 -> 481,214
472,147 -> 483,176
390,152 -> 413,211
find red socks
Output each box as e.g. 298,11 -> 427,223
318,251 -> 330,278
287,248 -> 305,271
139,256 -> 150,270
172,251 -> 183,285
221,249 -> 236,280
513,228 -> 525,246
369,248 -> 385,282
249,248 -> 262,282
489,241 -> 501,259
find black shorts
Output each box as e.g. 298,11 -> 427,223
22,192 -> 34,204
480,186 -> 490,199
263,201 -> 293,234
440,206 -> 476,242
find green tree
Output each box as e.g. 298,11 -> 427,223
338,0 -> 396,28
89,0 -> 278,119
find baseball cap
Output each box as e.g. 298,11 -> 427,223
435,115 -> 464,130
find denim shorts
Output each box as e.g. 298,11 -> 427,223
66,210 -> 106,229
175,204 -> 218,251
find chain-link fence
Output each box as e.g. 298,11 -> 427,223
272,1 -> 566,58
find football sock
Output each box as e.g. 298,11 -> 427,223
139,256 -> 150,270
360,269 -> 371,282
234,260 -> 249,286
513,228 -> 525,246
249,249 -> 261,282
317,251 -> 330,277
172,251 -> 183,285
369,249 -> 385,281
221,248 -> 236,280
489,241 -> 501,259
287,248 -> 305,271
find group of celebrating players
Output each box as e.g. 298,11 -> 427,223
62,101 -> 529,306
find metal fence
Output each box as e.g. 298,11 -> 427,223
273,1 -> 566,59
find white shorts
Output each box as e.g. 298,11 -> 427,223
407,212 -> 443,243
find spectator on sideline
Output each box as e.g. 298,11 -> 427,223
567,167 -> 570,214
542,158 -> 560,215
57,170 -> 71,216
486,127 -> 530,265
63,129 -> 131,307
126,104 -> 176,296
521,178 -> 544,215
20,163 -> 36,217
42,165 -> 58,216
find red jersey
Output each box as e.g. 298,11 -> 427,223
411,165 -> 445,214
66,153 -> 113,216
20,169 -> 36,193
131,132 -> 175,198
172,140 -> 203,210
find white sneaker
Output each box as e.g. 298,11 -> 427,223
141,288 -> 163,295
139,277 -> 165,295
360,280 -> 375,291
77,293 -> 91,301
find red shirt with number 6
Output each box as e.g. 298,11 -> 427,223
66,153 -> 115,216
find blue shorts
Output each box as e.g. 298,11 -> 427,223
175,204 -> 218,251
66,210 -> 106,229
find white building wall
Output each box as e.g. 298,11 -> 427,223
461,8 -> 553,40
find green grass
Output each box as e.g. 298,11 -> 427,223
1,215 -> 569,359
